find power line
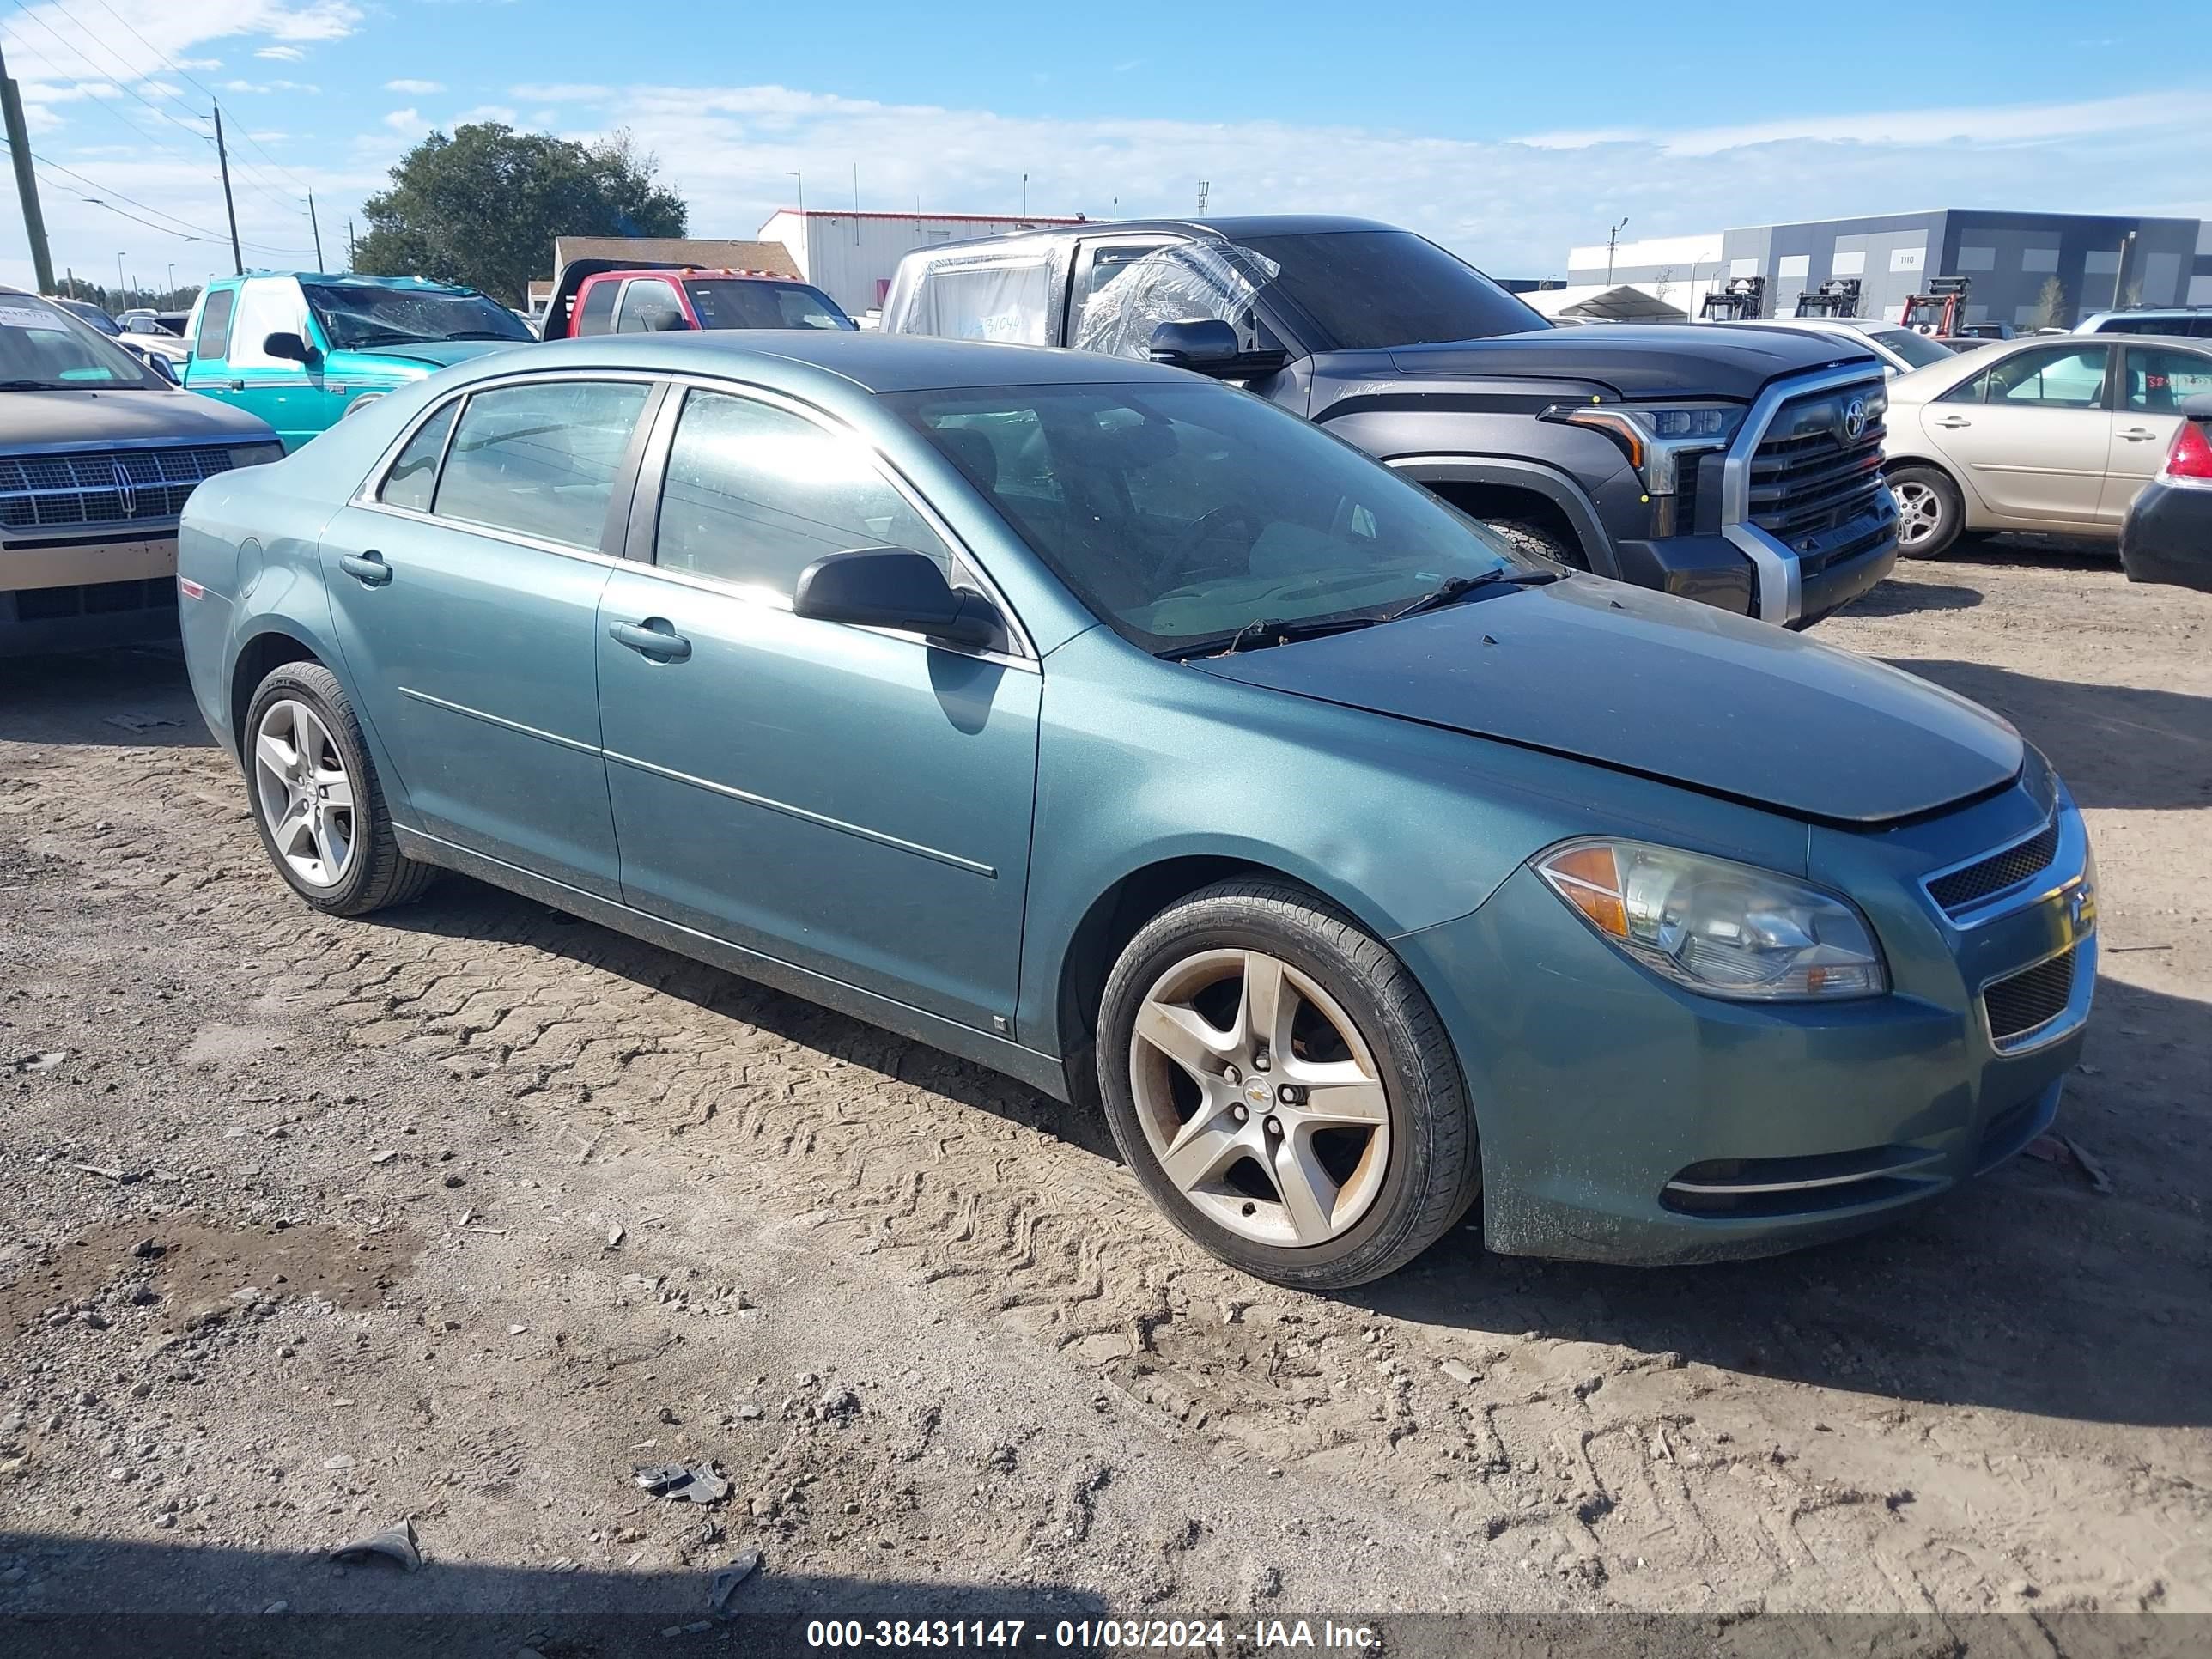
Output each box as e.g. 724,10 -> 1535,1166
0,136 -> 317,254
3,1 -> 209,151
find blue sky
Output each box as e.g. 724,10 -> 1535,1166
0,0 -> 2203,295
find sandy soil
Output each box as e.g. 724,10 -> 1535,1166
2,544 -> 2207,1653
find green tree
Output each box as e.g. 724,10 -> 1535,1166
2025,275 -> 2067,331
353,123 -> 687,305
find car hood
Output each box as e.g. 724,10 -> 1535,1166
1192,576 -> 2022,825
0,386 -> 275,446
1382,325 -> 1878,400
347,339 -> 528,373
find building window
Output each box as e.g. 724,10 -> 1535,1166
1832,250 -> 1867,276
2023,247 -> 2060,273
1957,246 -> 1996,272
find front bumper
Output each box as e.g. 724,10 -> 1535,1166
2120,478 -> 2212,592
1,533 -> 182,655
1395,793 -> 2094,1265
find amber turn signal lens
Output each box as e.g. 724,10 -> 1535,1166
1540,844 -> 1628,937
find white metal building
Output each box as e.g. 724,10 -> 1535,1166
757,210 -> 1085,317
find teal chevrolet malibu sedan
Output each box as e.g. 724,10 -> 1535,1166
173,333 -> 2096,1288
180,271 -> 532,450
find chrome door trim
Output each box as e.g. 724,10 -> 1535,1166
397,686 -> 605,757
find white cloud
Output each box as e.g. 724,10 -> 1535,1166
255,45 -> 307,61
386,78 -> 445,94
531,80 -> 2212,277
382,106 -> 427,136
455,105 -> 516,125
220,78 -> 318,94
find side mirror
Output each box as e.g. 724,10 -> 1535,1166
1145,318 -> 1290,379
143,352 -> 179,385
793,548 -> 1002,649
264,331 -> 318,364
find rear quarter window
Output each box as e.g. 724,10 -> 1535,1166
574,281 -> 618,337
198,289 -> 235,359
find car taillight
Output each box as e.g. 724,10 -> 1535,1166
2161,417 -> 2212,484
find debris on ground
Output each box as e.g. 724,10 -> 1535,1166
2062,1136 -> 2114,1194
328,1517 -> 422,1571
2027,1133 -> 2116,1194
606,1221 -> 625,1249
635,1462 -> 730,1506
708,1548 -> 761,1618
9,1051 -> 68,1075
101,713 -> 182,732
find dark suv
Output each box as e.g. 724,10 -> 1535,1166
883,216 -> 1899,626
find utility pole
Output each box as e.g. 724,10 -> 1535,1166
2112,229 -> 2136,309
307,191 -> 325,270
117,251 -> 126,296
0,40 -> 54,295
1606,216 -> 1629,287
212,101 -> 243,275
346,219 -> 356,269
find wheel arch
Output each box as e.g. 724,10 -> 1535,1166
1388,457 -> 1619,578
1885,453 -> 1989,522
228,626 -> 327,763
1048,852 -> 1407,1103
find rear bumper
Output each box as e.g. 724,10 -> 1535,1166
2120,479 -> 2212,592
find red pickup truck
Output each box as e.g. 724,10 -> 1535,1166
540,260 -> 856,338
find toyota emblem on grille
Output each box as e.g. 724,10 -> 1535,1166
1841,397 -> 1869,441
110,459 -> 137,517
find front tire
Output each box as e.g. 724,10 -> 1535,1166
243,661 -> 434,916
1096,878 -> 1479,1289
1889,465 -> 1968,559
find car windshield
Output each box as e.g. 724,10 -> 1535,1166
893,380 -> 1528,654
1234,230 -> 1548,350
1867,327 -> 1955,368
0,295 -> 161,388
304,283 -> 533,349
684,279 -> 854,331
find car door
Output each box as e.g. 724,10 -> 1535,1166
613,277 -> 689,334
2100,343 -> 2212,521
319,374 -> 661,897
1919,343 -> 2113,525
594,382 -> 1040,1033
218,277 -> 329,450
180,286 -> 238,406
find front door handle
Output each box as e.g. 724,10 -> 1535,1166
227,379 -> 245,392
338,551 -> 392,586
2118,427 -> 2160,441
1934,416 -> 1973,428
608,618 -> 690,662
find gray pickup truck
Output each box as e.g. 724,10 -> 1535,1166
882,216 -> 1899,627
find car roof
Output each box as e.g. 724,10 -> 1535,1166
914,213 -> 1402,258
584,268 -> 806,283
209,270 -> 489,296
457,330 -> 1202,396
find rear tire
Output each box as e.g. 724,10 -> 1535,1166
243,661 -> 434,917
1889,465 -> 1967,559
1096,878 -> 1480,1290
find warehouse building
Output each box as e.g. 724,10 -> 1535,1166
1567,210 -> 2212,328
757,209 -> 1084,317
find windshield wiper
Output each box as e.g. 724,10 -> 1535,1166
1170,614 -> 1378,660
441,330 -> 523,341
0,379 -> 77,392
1385,566 -> 1561,622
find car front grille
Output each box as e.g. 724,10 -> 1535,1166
1927,821 -> 2061,918
0,446 -> 237,534
1984,948 -> 2076,1048
1747,378 -> 1890,549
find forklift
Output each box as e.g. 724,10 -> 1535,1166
1794,278 -> 1862,319
1900,276 -> 1971,336
1699,275 -> 1767,321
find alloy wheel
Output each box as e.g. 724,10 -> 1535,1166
1127,948 -> 1391,1248
252,698 -> 356,889
1893,479 -> 1942,548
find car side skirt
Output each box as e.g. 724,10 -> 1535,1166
392,826 -> 1073,1101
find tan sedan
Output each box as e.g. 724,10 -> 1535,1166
1881,333 -> 2212,556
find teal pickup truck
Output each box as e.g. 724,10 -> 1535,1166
181,272 -> 533,450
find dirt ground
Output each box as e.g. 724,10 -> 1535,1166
2,544 -> 2208,1653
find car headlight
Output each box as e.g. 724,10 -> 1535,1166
1540,400 -> 1747,494
1535,840 -> 1887,1001
228,442 -> 285,468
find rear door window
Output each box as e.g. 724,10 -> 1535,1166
574,281 -> 619,337
2124,346 -> 2212,412
431,380 -> 652,549
615,279 -> 686,334
377,402 -> 459,512
196,289 -> 235,360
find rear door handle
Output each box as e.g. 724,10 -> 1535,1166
1934,416 -> 1973,428
227,380 -> 245,392
338,551 -> 392,586
2118,427 -> 2160,441
608,618 -> 690,662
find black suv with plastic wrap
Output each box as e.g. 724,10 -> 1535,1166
882,216 -> 1899,627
